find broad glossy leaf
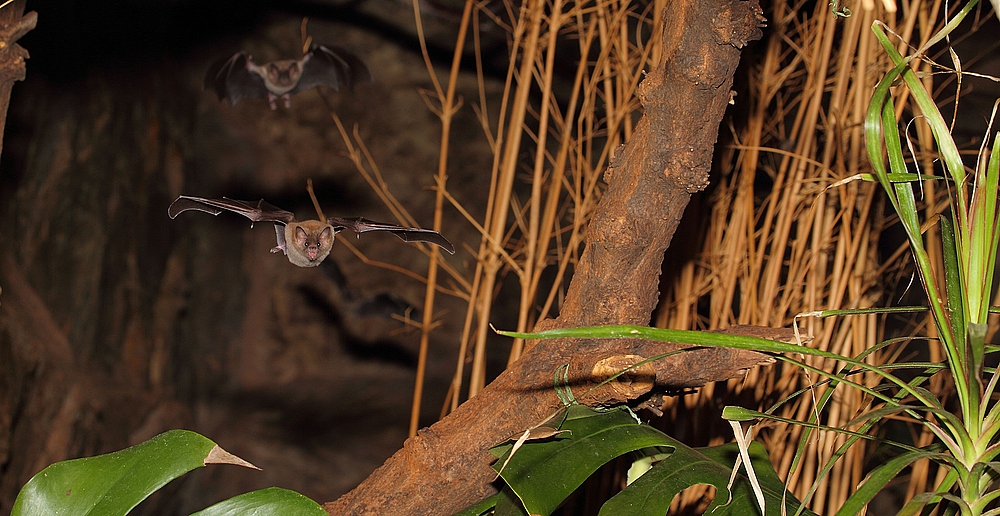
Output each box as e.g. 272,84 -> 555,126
12,429 -> 255,516
490,405 -> 671,515
452,493 -> 501,516
191,487 -> 325,515
494,485 -> 531,516
601,441 -> 814,516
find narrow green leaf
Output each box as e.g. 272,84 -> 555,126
498,326 -> 808,355
494,485 -> 530,516
967,133 -> 999,324
940,216 -> 967,354
858,172 -> 945,182
845,404 -> 944,428
835,449 -> 932,516
722,407 -> 884,446
498,325 -> 939,411
817,306 -> 929,317
969,322 -> 988,408
452,494 -> 501,516
971,134 -> 1000,324
722,406 -> 762,422
897,491 -> 949,516
191,487 -> 325,515
867,21 -> 963,379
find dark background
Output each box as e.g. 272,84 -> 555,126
0,0 -> 508,512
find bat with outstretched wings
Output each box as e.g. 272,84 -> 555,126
168,196 -> 454,268
204,44 -> 372,109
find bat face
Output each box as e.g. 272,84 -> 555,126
263,60 -> 303,93
204,44 -> 372,109
286,221 -> 334,267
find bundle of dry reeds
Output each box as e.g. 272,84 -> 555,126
353,0 -> 993,512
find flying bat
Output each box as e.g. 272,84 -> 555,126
204,44 -> 372,109
168,196 -> 455,267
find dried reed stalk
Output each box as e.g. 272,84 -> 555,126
652,0 -> 973,511
438,0 -> 660,409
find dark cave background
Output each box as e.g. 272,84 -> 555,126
0,0 -> 508,513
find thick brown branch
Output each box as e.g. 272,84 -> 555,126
550,0 -> 763,329
324,0 -> 766,514
324,327 -> 780,515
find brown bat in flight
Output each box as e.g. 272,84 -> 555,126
204,44 -> 372,109
168,196 -> 455,268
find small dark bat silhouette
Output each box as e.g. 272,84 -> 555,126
168,196 -> 455,267
204,44 -> 372,109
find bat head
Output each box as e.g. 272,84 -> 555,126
294,224 -> 334,263
266,60 -> 303,89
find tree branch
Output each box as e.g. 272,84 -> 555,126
324,0 -> 766,513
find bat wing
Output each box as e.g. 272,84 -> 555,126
168,196 -> 296,224
329,217 -> 455,254
204,52 -> 269,104
293,44 -> 373,93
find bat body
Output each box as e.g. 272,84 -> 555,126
204,44 -> 372,109
168,196 -> 455,267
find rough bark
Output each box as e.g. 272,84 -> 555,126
324,0 -> 767,514
0,1 -> 33,162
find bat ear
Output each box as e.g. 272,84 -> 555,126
320,226 -> 333,245
295,225 -> 309,246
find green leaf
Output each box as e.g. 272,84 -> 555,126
490,405 -> 671,515
600,441 -> 813,516
498,325 -> 940,413
190,487 -> 326,515
722,406 -> 762,422
452,493 -> 501,516
969,133 -> 1000,325
12,429 -> 257,516
940,216 -> 968,357
494,485 -> 531,516
835,449 -> 931,516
